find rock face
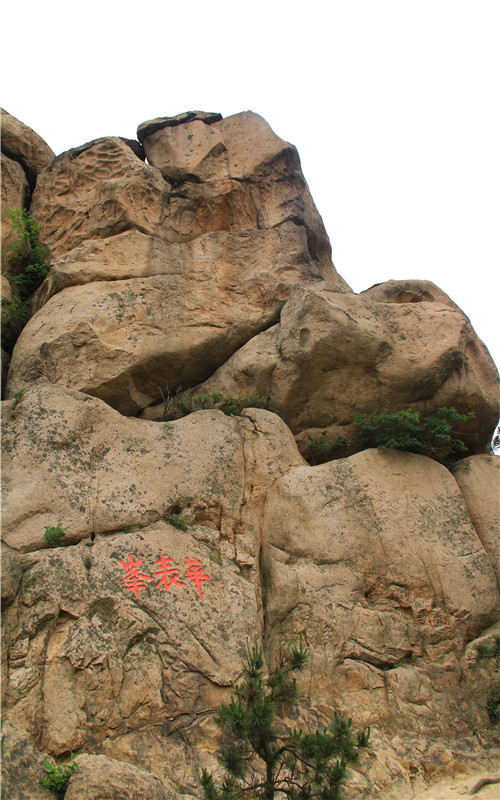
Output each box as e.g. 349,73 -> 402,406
6,111 -> 348,413
1,108 -> 55,189
182,280 -> 499,453
1,111 -> 499,800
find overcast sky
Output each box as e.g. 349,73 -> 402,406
2,0 -> 499,371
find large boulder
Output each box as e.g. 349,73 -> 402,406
140,110 -> 338,279
64,754 -> 173,800
453,455 -> 500,585
184,280 -> 500,454
4,223 -> 334,415
6,112 -> 348,412
2,384 -> 499,797
1,109 -> 55,189
30,137 -> 167,259
1,384 -> 301,553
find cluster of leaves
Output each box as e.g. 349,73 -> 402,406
306,432 -> 349,465
164,513 -> 188,531
173,392 -> 277,419
2,208 -> 49,351
476,636 -> 500,725
40,753 -> 78,798
486,687 -> 500,725
476,636 -> 500,669
352,407 -> 473,467
200,639 -> 370,799
43,523 -> 66,548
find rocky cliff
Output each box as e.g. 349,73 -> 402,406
1,108 -> 499,799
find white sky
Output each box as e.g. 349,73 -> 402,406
2,0 -> 499,371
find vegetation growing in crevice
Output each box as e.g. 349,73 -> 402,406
476,636 -> 500,725
44,523 -> 66,548
164,513 -> 188,531
164,391 -> 277,420
40,753 -> 78,798
306,431 -> 349,465
2,208 -> 49,351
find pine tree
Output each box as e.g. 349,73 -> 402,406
200,639 -> 370,799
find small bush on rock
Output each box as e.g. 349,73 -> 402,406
43,523 -> 66,548
173,393 -> 276,419
2,209 -> 50,351
40,753 -> 78,798
164,514 -> 188,531
486,687 -> 500,725
306,431 -> 350,465
4,209 -> 49,299
352,407 -> 473,466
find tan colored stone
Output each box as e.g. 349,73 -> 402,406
453,455 -> 500,584
0,725 -> 54,800
137,110 -> 223,142
262,447 -> 499,739
141,111 -> 340,280
1,384 -> 302,553
190,280 -> 500,453
30,137 -> 168,258
5,224 -> 332,415
2,110 -> 499,800
1,386 -> 304,761
1,108 -> 55,188
360,278 -> 461,307
2,383 -> 499,795
64,754 -> 172,799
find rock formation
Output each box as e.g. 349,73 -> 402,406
1,109 -> 499,800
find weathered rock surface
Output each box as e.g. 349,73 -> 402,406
1,108 -> 55,189
2,383 -> 499,797
2,110 -> 499,800
453,455 -> 500,585
30,136 -> 168,259
262,449 -> 498,722
137,110 -> 223,142
0,725 -> 54,800
64,754 -> 175,800
7,112 -> 348,412
5,223 -> 332,414
1,384 -> 301,552
185,280 -> 499,454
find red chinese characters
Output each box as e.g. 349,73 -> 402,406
154,555 -> 186,592
184,557 -> 211,599
120,554 -> 154,599
119,553 -> 211,600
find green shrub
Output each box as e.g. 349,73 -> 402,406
1,296 -> 30,351
476,636 -> 500,669
486,687 -> 500,725
209,549 -> 222,564
43,523 -> 66,548
2,209 -> 50,351
40,753 -> 78,798
352,407 -> 473,466
4,208 -> 49,299
306,431 -> 350,465
200,638 -> 370,799
173,392 -> 276,419
164,514 -> 188,531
